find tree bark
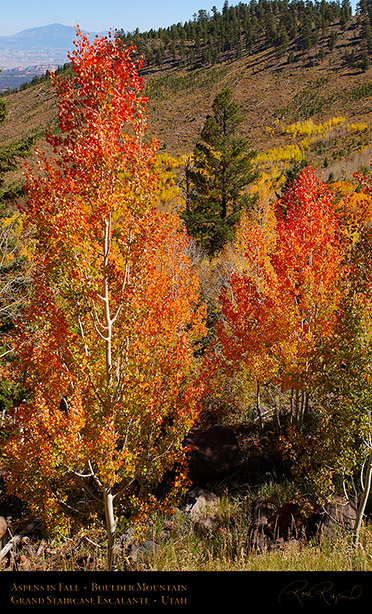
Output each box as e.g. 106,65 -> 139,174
354,448 -> 372,547
103,216 -> 113,391
256,382 -> 263,429
0,522 -> 38,563
290,387 -> 294,423
103,488 -> 117,571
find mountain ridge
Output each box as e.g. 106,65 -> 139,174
0,23 -> 108,73
1,1 -> 372,187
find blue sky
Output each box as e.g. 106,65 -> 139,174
1,0 -> 360,37
1,1 -> 223,36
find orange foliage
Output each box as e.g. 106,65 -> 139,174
218,167 -> 344,391
4,29 -> 206,563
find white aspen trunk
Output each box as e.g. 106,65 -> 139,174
295,388 -> 300,426
354,448 -> 372,547
256,382 -> 263,429
290,388 -> 294,423
103,488 -> 117,571
299,391 -> 308,429
102,214 -> 116,570
103,216 -> 113,390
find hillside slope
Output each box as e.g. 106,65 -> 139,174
0,13 -> 372,186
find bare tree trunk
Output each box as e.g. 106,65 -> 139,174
103,488 -> 117,571
0,522 -> 39,564
299,391 -> 309,428
256,382 -> 263,429
290,388 -> 294,423
299,391 -> 305,428
295,388 -> 299,426
103,215 -> 113,390
276,389 -> 281,431
354,448 -> 372,547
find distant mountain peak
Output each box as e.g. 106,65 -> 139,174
0,23 -> 108,71
13,23 -> 75,36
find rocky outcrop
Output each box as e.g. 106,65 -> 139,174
313,497 -> 358,537
185,487 -> 220,532
250,498 -> 278,553
236,455 -> 280,486
266,501 -> 306,539
185,425 -> 242,484
0,517 -> 7,540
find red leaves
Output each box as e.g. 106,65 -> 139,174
273,167 -> 342,338
218,167 -> 344,388
5,28 -> 207,538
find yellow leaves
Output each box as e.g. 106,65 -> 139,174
336,183 -> 372,250
255,139 -> 311,165
1,213 -> 18,228
285,116 -> 346,138
154,153 -> 191,211
1,212 -> 33,262
256,116 -> 370,188
89,417 -> 123,488
346,122 -> 368,133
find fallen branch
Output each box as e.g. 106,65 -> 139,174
0,522 -> 39,563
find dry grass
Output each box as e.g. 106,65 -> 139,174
1,21 -> 372,186
2,491 -> 372,572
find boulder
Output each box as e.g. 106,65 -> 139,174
120,527 -> 160,563
0,517 -> 7,540
252,498 -> 278,531
315,497 -> 358,537
266,501 -> 306,539
237,455 -> 279,485
128,538 -> 160,563
185,487 -> 220,532
185,425 -> 242,484
250,498 -> 278,553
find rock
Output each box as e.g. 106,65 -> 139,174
119,526 -> 159,563
315,497 -> 357,537
0,517 -> 7,540
266,501 -> 306,539
251,500 -> 308,552
185,425 -> 242,484
250,498 -> 278,553
128,538 -> 159,563
237,455 -> 279,485
252,498 -> 278,531
185,487 -> 220,532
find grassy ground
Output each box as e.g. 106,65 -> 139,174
1,485 -> 371,572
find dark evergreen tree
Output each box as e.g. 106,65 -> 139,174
341,0 -> 352,26
277,26 -> 290,55
182,88 -> 257,256
328,29 -> 338,51
116,1 -> 352,71
362,49 -> 370,70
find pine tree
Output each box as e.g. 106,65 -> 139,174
182,88 -> 257,256
362,49 -> 370,71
